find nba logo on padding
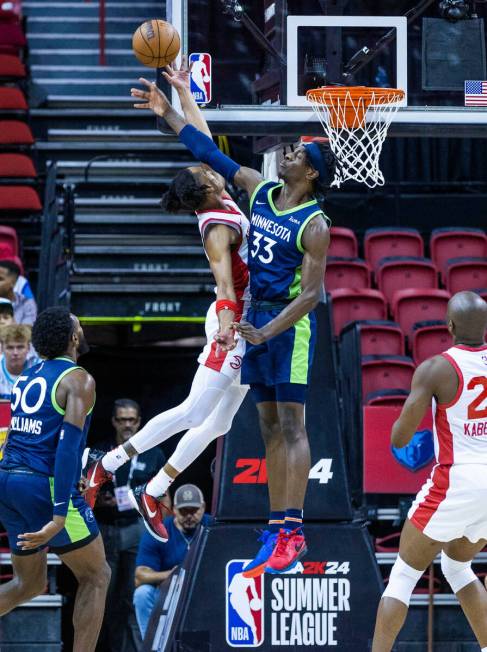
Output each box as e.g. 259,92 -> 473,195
189,52 -> 212,104
226,560 -> 264,647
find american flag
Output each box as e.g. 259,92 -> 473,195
465,80 -> 487,106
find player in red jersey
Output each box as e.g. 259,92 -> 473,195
84,60 -> 249,542
372,291 -> 487,652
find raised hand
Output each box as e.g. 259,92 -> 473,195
131,77 -> 171,117
162,54 -> 191,92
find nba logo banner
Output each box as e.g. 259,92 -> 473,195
226,560 -> 264,647
189,52 -> 212,104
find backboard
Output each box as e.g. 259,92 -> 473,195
163,0 -> 487,141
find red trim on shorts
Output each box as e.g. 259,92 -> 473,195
453,343 -> 487,352
438,352 -> 464,410
410,464 -> 451,532
203,340 -> 228,373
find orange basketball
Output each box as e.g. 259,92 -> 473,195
132,20 -> 180,68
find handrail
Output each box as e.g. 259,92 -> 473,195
37,161 -> 58,311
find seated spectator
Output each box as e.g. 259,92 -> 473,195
133,484 -> 212,638
0,298 -> 14,327
0,324 -> 40,399
0,260 -> 37,325
14,274 -> 35,301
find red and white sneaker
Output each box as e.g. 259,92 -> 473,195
82,448 -> 113,508
128,483 -> 171,543
265,528 -> 308,574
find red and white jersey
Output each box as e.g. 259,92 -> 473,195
196,193 -> 250,304
434,344 -> 487,465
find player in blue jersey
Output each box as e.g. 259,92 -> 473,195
0,307 -> 111,652
136,85 -> 333,574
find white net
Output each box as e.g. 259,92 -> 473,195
306,87 -> 404,189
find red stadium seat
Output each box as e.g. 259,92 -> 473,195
0,120 -> 34,145
0,153 -> 36,178
445,257 -> 487,294
328,226 -> 358,258
356,320 -> 405,356
412,321 -> 452,365
0,87 -> 27,110
0,254 -> 24,275
361,355 -> 415,400
0,55 -> 25,79
364,227 -> 424,271
0,185 -> 42,211
329,289 -> 387,336
364,389 -> 409,407
0,23 -> 26,48
0,10 -> 20,24
325,257 -> 370,292
430,228 -> 487,278
377,256 -> 438,305
392,288 -> 451,341
0,226 -> 19,256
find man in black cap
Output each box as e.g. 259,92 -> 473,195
133,483 -> 212,638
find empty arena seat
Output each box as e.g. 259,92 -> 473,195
328,226 -> 358,258
364,389 -> 409,407
0,120 -> 34,146
361,355 -> 415,400
329,288 -> 387,336
412,321 -> 452,365
354,320 -> 405,356
325,257 -> 370,292
0,23 -> 26,48
445,257 -> 487,294
392,288 -> 451,341
377,256 -> 438,305
430,228 -> 487,277
0,226 -> 19,256
0,153 -> 36,178
0,254 -> 24,274
364,227 -> 424,271
0,87 -> 27,111
0,54 -> 25,80
0,185 -> 42,211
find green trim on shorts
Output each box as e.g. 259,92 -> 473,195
49,478 -> 90,542
288,265 -> 302,300
290,314 -> 311,384
50,366 -> 82,415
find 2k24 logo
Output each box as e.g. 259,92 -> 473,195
233,458 -> 333,484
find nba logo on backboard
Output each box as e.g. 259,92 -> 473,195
226,560 -> 264,647
189,52 -> 212,104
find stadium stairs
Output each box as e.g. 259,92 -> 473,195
25,0 -> 216,337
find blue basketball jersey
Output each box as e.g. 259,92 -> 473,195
248,180 -> 329,301
1,357 -> 93,477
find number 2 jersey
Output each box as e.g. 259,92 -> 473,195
1,357 -> 93,479
434,344 -> 487,464
248,180 -> 328,301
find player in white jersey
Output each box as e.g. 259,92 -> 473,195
84,60 -> 249,542
372,291 -> 487,652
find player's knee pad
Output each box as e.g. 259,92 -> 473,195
440,551 -> 476,594
382,555 -> 424,606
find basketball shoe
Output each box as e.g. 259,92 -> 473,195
265,528 -> 307,574
82,448 -> 113,508
242,530 -> 278,578
129,483 -> 171,543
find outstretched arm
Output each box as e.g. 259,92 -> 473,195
236,215 -> 330,344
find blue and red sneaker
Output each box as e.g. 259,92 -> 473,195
82,448 -> 112,508
242,530 -> 278,578
265,528 -> 308,574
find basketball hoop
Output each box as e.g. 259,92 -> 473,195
306,86 -> 405,188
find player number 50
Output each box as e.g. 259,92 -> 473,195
251,232 -> 276,264
11,376 -> 48,414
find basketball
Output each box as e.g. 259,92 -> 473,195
132,20 -> 180,68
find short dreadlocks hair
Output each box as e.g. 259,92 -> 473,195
32,307 -> 75,359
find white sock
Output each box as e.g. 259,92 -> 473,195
146,469 -> 174,498
102,445 -> 130,473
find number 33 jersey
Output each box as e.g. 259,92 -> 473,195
248,180 -> 329,301
1,357 -> 93,476
435,344 -> 487,464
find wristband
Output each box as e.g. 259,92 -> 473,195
216,299 -> 239,315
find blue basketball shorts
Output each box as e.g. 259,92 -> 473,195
0,469 -> 99,556
241,307 -> 317,403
